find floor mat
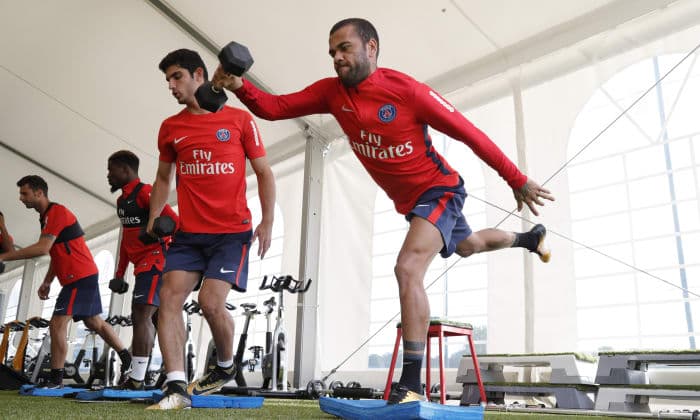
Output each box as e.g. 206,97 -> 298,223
19,384 -> 83,397
319,397 -> 484,420
75,388 -> 163,400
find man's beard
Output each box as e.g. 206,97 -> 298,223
339,60 -> 371,87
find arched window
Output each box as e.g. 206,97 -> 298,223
368,129 -> 488,368
569,54 -> 700,351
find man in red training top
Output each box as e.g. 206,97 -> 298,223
0,210 -> 14,253
214,18 -> 555,404
145,49 -> 276,410
0,175 -> 131,388
107,150 -> 179,390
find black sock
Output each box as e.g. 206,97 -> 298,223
398,353 -> 423,393
118,349 -> 131,366
512,231 -> 538,252
50,368 -> 64,385
220,363 -> 235,372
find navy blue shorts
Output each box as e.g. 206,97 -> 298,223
407,184 -> 472,258
164,231 -> 252,292
54,274 -> 102,321
133,266 -> 162,307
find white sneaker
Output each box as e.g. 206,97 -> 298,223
146,391 -> 191,410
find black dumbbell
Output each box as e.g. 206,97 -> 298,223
138,215 -> 176,245
109,277 -> 129,294
195,41 -> 254,113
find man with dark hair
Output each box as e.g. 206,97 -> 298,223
0,175 -> 131,388
158,49 -> 209,91
107,150 -> 179,390
213,18 -> 555,404
0,211 -> 14,253
146,49 -> 276,410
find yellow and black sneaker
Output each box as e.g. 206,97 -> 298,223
386,382 -> 426,405
187,364 -> 236,396
114,376 -> 145,391
146,381 -> 191,410
530,224 -> 551,263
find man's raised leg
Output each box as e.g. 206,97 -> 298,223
82,315 -> 132,381
456,224 -> 550,262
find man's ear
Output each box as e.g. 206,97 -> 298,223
194,67 -> 206,82
367,39 -> 378,60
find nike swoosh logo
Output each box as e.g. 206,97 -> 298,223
126,200 -> 134,204
174,136 -> 188,144
194,383 -> 214,394
341,105 -> 353,112
55,308 -> 65,311
416,204 -> 430,207
219,268 -> 235,274
134,294 -> 144,299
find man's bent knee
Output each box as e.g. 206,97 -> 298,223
82,315 -> 104,332
456,234 -> 483,257
132,305 -> 157,325
198,294 -> 227,319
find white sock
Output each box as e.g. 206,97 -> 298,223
129,356 -> 149,381
166,370 -> 187,384
217,358 -> 234,369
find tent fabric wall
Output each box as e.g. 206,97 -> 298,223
318,140 -> 376,371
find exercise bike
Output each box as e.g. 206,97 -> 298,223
183,300 -> 201,383
259,274 -> 311,392
231,301 -> 262,387
24,316 -> 98,386
0,320 -> 30,389
0,320 -> 26,367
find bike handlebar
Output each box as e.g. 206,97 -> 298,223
183,300 -> 236,315
259,275 -> 312,294
105,315 -> 133,326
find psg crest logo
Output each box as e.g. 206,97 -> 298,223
378,104 -> 396,123
216,128 -> 231,142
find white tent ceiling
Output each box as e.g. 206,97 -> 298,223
1,0 -> 696,262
